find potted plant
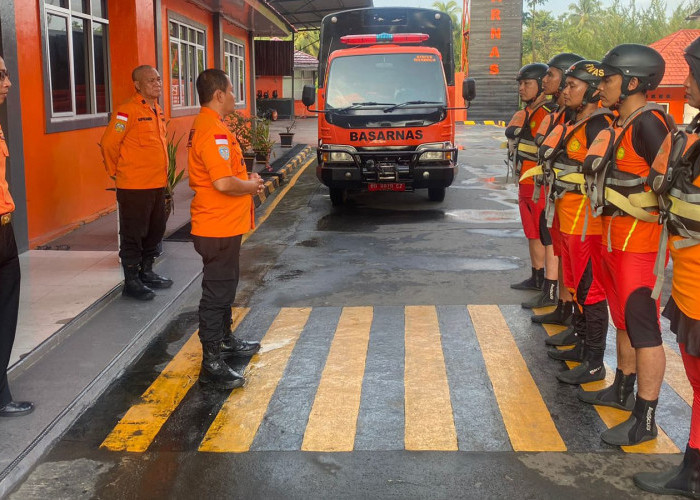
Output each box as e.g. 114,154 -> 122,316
279,118 -> 296,148
224,111 -> 255,171
165,130 -> 185,217
251,118 -> 275,165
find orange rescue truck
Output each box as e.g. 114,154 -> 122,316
302,7 -> 475,206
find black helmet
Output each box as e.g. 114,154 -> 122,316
547,53 -> 585,92
516,62 -> 548,94
564,60 -> 605,106
685,36 -> 700,86
600,43 -> 665,99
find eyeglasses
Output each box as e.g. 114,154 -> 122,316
0,70 -> 9,82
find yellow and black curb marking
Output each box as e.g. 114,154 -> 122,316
252,145 -> 314,208
464,120 -> 506,127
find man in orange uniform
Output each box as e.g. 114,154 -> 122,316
578,45 -> 669,446
634,37 -> 700,496
0,55 -> 33,417
542,60 -> 613,385
188,69 -> 265,390
101,65 -> 173,301
506,63 -> 556,300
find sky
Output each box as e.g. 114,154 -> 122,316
373,0 -> 689,17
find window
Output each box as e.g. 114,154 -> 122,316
224,39 -> 246,106
169,17 -> 205,109
42,0 -> 110,125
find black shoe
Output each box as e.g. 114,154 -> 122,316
522,279 -> 557,309
544,326 -> 578,346
531,300 -> 574,325
601,395 -> 658,446
221,335 -> 261,357
122,264 -> 155,300
140,258 -> 173,289
0,401 -> 34,417
511,267 -> 544,291
577,369 -> 636,411
200,341 -> 245,390
557,360 -> 605,385
548,342 -> 584,361
634,444 -> 700,498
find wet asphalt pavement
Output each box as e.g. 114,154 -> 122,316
8,125 -> 684,499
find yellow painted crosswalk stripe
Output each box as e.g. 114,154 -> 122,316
537,318 -> 679,454
404,306 -> 458,450
101,308 -> 250,452
302,307 -> 373,451
469,305 -> 566,452
199,307 -> 311,452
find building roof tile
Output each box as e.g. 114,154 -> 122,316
650,29 -> 700,86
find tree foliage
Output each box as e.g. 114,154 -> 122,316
432,0 -> 463,70
523,0 -> 700,63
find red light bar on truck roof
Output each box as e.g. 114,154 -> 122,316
339,33 -> 430,45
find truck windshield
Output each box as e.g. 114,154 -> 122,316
325,53 -> 447,111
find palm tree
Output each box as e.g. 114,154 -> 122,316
567,0 -> 602,29
432,1 -> 462,70
527,0 -> 546,62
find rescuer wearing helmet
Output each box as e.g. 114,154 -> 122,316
633,37 -> 700,497
543,60 -> 613,385
506,63 -> 556,296
578,44 -> 670,446
526,53 -> 584,314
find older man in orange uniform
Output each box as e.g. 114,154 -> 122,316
101,65 -> 173,301
188,69 -> 265,390
0,55 -> 33,417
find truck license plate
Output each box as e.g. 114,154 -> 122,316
368,183 -> 405,192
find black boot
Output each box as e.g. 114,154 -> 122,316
221,334 -> 261,357
548,340 -> 584,361
140,257 -> 173,289
199,341 -> 245,390
531,300 -> 574,325
634,444 -> 700,498
544,325 -> 578,346
601,394 -> 658,446
511,267 -> 544,291
122,264 -> 155,301
521,278 -> 557,309
578,368 -> 636,411
556,348 -> 605,385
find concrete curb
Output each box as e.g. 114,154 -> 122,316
253,145 -> 313,208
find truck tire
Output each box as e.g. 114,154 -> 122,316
428,187 -> 446,202
330,188 -> 347,206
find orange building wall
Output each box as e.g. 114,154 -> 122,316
255,76 -> 284,98
650,86 -> 686,124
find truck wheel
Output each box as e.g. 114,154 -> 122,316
428,187 -> 446,202
329,188 -> 347,206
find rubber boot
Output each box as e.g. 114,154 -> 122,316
545,306 -> 584,346
634,444 -> 700,498
601,395 -> 658,446
578,368 -> 636,411
221,334 -> 261,357
122,264 -> 155,301
521,279 -> 557,309
531,300 -> 574,325
199,341 -> 245,390
556,348 -> 605,385
511,267 -> 544,291
548,340 -> 584,361
140,257 -> 173,289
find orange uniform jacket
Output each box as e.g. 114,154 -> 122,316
188,107 -> 253,238
520,102 -> 552,186
0,125 -> 14,214
100,93 -> 168,189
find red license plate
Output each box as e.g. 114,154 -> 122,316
368,183 -> 406,192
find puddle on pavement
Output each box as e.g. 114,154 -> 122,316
446,208 -> 520,224
467,228 -> 524,238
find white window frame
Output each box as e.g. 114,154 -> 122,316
41,0 -> 111,132
168,14 -> 206,114
224,37 -> 246,107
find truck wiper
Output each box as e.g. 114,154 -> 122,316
333,102 -> 394,113
383,101 -> 444,113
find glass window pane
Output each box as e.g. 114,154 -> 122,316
238,59 -> 244,102
71,0 -> 87,13
170,42 -> 181,106
72,18 -> 89,114
93,23 -> 108,113
169,21 -> 176,37
197,31 -> 204,46
197,48 -> 204,75
45,0 -> 69,8
179,25 -> 186,40
181,42 -> 189,104
189,28 -> 195,42
224,55 -> 229,76
189,45 -> 196,105
91,0 -> 105,18
47,14 -> 72,113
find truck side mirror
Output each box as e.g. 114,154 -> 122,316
463,78 -> 476,102
302,85 -> 316,107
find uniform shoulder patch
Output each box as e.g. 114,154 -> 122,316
218,146 -> 230,160
115,122 -> 126,132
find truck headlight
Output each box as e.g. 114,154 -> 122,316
322,145 -> 356,163
416,142 -> 453,162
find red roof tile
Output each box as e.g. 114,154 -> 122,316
650,29 -> 700,86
